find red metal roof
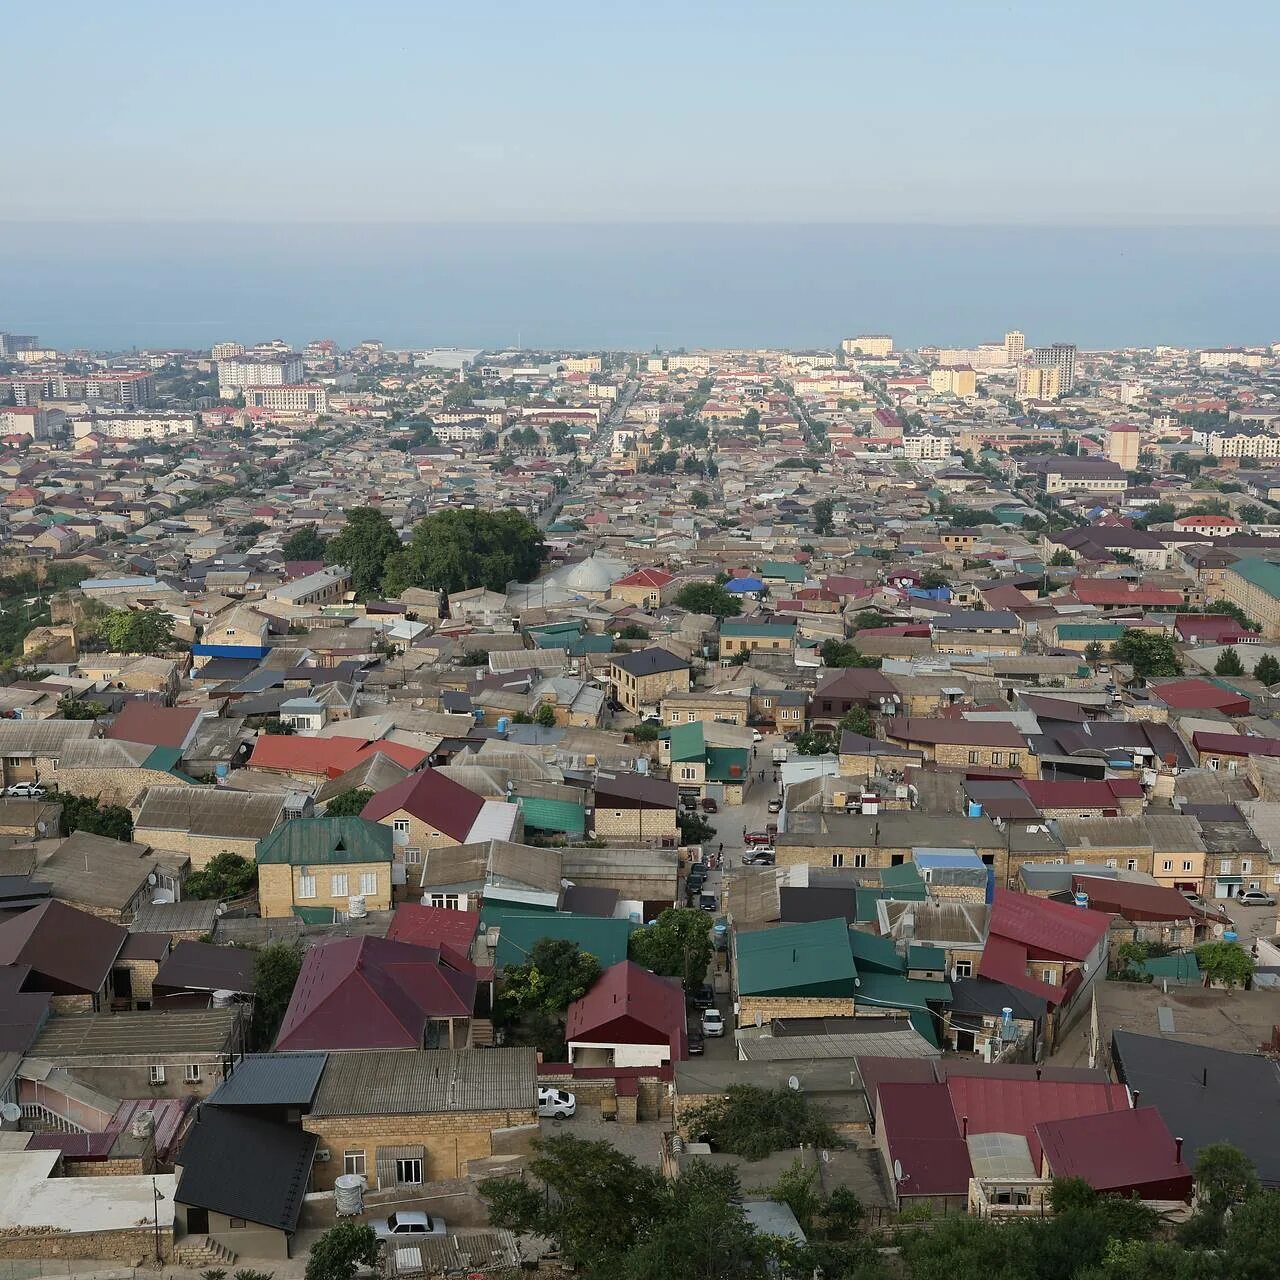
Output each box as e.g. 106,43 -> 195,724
1016,778 -> 1143,809
248,734 -> 428,779
274,935 -> 476,1052
613,568 -> 674,589
387,904 -> 481,953
1192,730 -> 1280,759
1150,679 -> 1251,714
1036,1106 -> 1192,1198
1070,875 -> 1227,925
565,960 -> 687,1057
105,702 -> 202,750
360,767 -> 486,842
876,1083 -> 972,1195
989,888 -> 1111,962
977,933 -> 1067,1006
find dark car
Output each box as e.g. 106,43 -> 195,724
767,798 -> 783,814
701,797 -> 719,814
687,1027 -> 705,1055
686,865 -> 707,889
690,982 -> 715,1009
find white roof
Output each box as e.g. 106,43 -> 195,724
0,1151 -> 177,1233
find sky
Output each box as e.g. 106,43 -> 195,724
6,0 -> 1280,226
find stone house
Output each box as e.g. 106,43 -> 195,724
609,647 -> 692,715
718,620 -> 796,660
591,772 -> 679,844
256,817 -> 394,920
133,786 -> 287,870
884,716 -> 1038,779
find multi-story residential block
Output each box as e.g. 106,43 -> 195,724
1005,330 -> 1026,363
1032,342 -> 1077,393
842,335 -> 893,358
1199,348 -> 1265,369
1106,423 -> 1140,470
72,412 -> 196,440
928,365 -> 977,397
216,353 -> 304,395
902,430 -> 954,460
210,341 -> 245,361
243,384 -> 328,414
1017,365 -> 1061,399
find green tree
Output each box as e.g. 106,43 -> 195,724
1049,548 -> 1075,566
1084,641 -> 1105,664
674,582 -> 742,618
535,701 -> 558,728
920,570 -> 949,590
304,1223 -> 378,1280
251,941 -> 303,1050
821,639 -> 879,668
838,707 -> 875,738
629,908 -> 713,989
616,623 -> 649,640
683,1085 -> 838,1160
322,788 -> 373,818
677,811 -> 716,843
501,939 -> 600,1016
1240,504 -> 1270,525
690,489 -> 710,509
101,607 -> 176,654
1113,629 -> 1182,680
57,695 -> 105,720
743,407 -> 761,430
1194,1142 -> 1260,1218
1205,599 -> 1261,631
812,497 -> 835,536
185,852 -> 258,901
236,520 -> 270,538
281,525 -> 327,560
325,506 -> 400,598
59,792 -> 133,841
1220,1188 -> 1280,1280
1215,646 -> 1245,676
1195,940 -> 1255,989
394,508 -> 544,595
768,1159 -> 824,1234
794,730 -> 835,756
1255,654 -> 1280,686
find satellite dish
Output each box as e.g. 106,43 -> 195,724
35,821 -> 47,836
893,1159 -> 903,1182
0,1103 -> 21,1123
787,1075 -> 801,1092
147,872 -> 158,887
821,1150 -> 830,1164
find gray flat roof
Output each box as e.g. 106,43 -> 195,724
29,1010 -> 239,1059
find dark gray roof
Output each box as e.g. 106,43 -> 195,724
176,1107 -> 318,1232
207,1053 -> 328,1109
610,647 -> 690,677
153,940 -> 256,996
1111,1029 -> 1280,1186
30,1009 -> 240,1059
780,886 -> 858,925
948,977 -> 1047,1021
131,898 -> 222,935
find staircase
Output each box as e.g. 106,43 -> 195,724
470,1018 -> 495,1047
175,1236 -> 237,1268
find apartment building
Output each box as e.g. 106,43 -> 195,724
1032,342 -> 1077,393
216,353 -> 305,395
902,431 -> 954,460
1017,365 -> 1061,400
244,384 -> 329,414
1005,330 -> 1025,363
842,335 -> 893,357
1106,423 -> 1140,470
928,365 -> 977,397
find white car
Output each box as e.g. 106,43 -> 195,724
537,1086 -> 576,1118
372,1211 -> 446,1241
4,783 -> 45,798
752,729 -> 764,743
702,1008 -> 725,1037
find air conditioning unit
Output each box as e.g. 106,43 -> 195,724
316,1149 -> 331,1163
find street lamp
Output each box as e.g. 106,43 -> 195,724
152,1176 -> 166,1262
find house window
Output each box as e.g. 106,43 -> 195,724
1220,860 -> 1234,875
1127,859 -> 1138,871
1182,860 -> 1194,872
968,751 -> 979,764
430,893 -> 461,910
298,873 -> 316,899
229,1219 -> 247,1229
393,819 -> 411,835
1163,860 -> 1173,872
680,767 -> 697,781
1042,969 -> 1057,985
184,1064 -> 201,1083
831,853 -> 844,868
1242,859 -> 1253,875
344,1150 -> 366,1177
992,752 -> 1003,766
360,872 -> 378,896
1208,758 -> 1220,771
5,757 -> 23,768
1009,753 -> 1020,767
396,1158 -> 423,1185
853,853 -> 868,868
331,873 -> 349,897
404,847 -> 423,865
1105,859 -> 1117,869
954,960 -> 973,978
149,1065 -> 166,1085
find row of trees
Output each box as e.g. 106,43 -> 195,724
325,506 -> 545,599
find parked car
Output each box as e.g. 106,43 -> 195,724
752,729 -> 764,743
701,797 -> 719,814
537,1086 -> 577,1118
744,830 -> 772,845
690,982 -> 715,1009
767,798 -> 783,814
701,1008 -> 725,1037
373,1212 -> 446,1241
742,849 -> 775,865
5,782 -> 45,798
1238,890 -> 1277,907
686,864 -> 707,889
699,890 -> 717,912
687,1027 -> 705,1055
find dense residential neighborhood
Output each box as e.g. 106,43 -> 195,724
5,332 -> 1280,1277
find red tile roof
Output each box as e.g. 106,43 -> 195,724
360,767 -> 486,842
565,960 -> 687,1057
613,568 -> 674,589
105,703 -> 202,750
247,734 -> 428,779
1036,1106 -> 1192,1198
274,935 -> 476,1051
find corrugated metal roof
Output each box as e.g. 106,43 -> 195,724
492,912 -> 636,970
310,1047 -> 537,1117
208,1052 -> 328,1107
135,785 -> 286,838
518,795 -> 586,836
256,817 -> 391,866
736,918 -> 857,998
30,1009 -> 239,1058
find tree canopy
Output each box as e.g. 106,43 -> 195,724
683,1085 -> 838,1160
281,525 -> 328,561
1255,654 -> 1280,686
325,506 -> 400,599
304,1223 -> 379,1280
1215,647 -> 1245,676
674,582 -> 742,618
628,908 -> 713,989
1112,629 -> 1182,680
185,851 -> 257,901
323,788 -> 374,818
251,941 -> 303,1050
387,508 -> 544,596
96,607 -> 176,654
501,938 -> 601,1016
1195,940 -> 1254,989
60,792 -> 133,841
821,639 -> 880,669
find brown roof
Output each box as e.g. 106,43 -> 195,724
886,717 -> 1026,748
0,900 -> 126,996
105,702 -> 202,750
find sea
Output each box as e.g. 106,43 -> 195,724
2,221 -> 1278,354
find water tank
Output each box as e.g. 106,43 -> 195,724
967,801 -> 983,818
1073,891 -> 1090,909
636,756 -> 649,775
130,1110 -> 155,1140
496,716 -> 510,734
347,894 -> 368,919
214,763 -> 229,787
334,1174 -> 365,1217
211,989 -> 236,1009
1224,930 -> 1239,942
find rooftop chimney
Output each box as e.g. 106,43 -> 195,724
1176,1137 -> 1184,1162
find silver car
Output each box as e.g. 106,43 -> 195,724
372,1211 -> 446,1241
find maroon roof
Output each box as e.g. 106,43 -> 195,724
274,935 -> 476,1052
565,960 -> 688,1058
360,768 -> 486,842
1036,1106 -> 1192,1199
1150,679 -> 1251,715
105,702 -> 201,750
1192,730 -> 1280,759
387,904 -> 482,955
886,717 -> 1026,749
0,965 -> 52,1052
875,1082 -> 972,1196
0,900 -> 126,997
1070,875 -> 1228,925
1016,778 -> 1143,810
989,888 -> 1111,962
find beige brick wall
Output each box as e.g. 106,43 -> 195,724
122,957 -> 161,1003
0,1228 -> 169,1263
307,1107 -> 538,1190
258,859 -> 393,919
133,827 -> 260,870
932,741 -> 1039,779
371,809 -> 462,888
50,765 -> 181,809
592,807 -> 678,842
735,994 -> 853,1027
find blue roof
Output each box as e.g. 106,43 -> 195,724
725,577 -> 764,593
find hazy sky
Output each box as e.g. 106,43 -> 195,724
7,0 -> 1279,225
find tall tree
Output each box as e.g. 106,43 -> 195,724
1215,647 -> 1245,676
251,941 -> 303,1050
1113,629 -> 1182,680
628,908 -> 713,989
325,506 -> 400,599
100,607 -> 175,654
305,1223 -> 379,1280
394,509 -> 544,595
323,788 -> 373,817
812,497 -> 834,535
674,582 -> 741,618
1255,654 -> 1280,686
281,525 -> 328,561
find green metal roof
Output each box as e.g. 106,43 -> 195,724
855,972 -> 952,1013
292,905 -> 339,924
1228,557 -> 1280,602
880,863 -> 927,891
720,620 -> 797,638
907,944 -> 947,971
666,721 -> 705,763
759,560 -> 806,582
492,912 -> 637,970
257,817 -> 392,866
1136,952 -> 1201,985
142,745 -> 196,782
706,746 -> 750,783
528,621 -> 584,638
1057,623 -> 1126,641
854,885 -> 927,923
518,795 -> 586,837
567,634 -> 615,656
847,929 -> 906,975
909,1008 -> 943,1049
736,918 -> 857,998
